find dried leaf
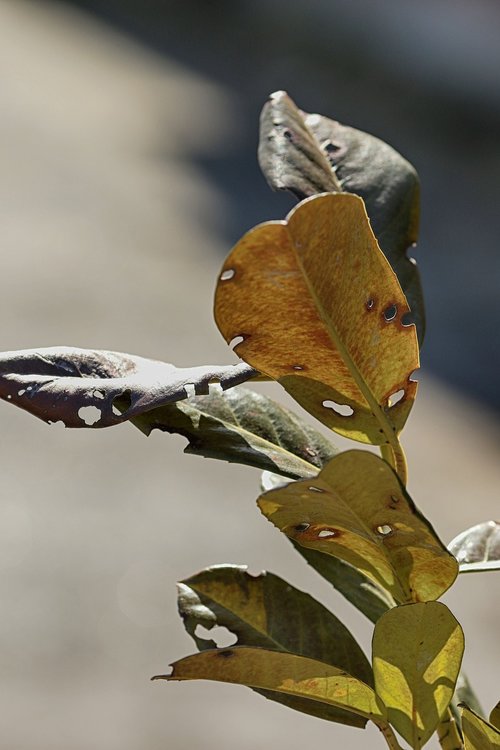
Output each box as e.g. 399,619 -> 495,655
373,602 -> 464,749
177,565 -> 372,727
215,192 -> 419,448
461,705 -> 500,749
130,387 -> 336,479
154,647 -> 386,723
258,90 -> 424,342
448,521 -> 500,573
0,347 -> 256,428
258,451 -> 457,604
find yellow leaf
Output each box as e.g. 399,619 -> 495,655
154,646 -> 386,722
490,701 -> 500,731
373,602 -> 464,749
462,705 -> 500,749
258,451 -> 458,604
214,192 -> 419,452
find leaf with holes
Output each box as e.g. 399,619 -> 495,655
373,602 -> 464,749
258,451 -> 457,604
153,647 -> 386,723
129,387 -> 337,479
448,521 -> 500,573
260,471 -> 394,622
461,706 -> 500,749
214,192 -> 419,459
258,90 -> 424,343
0,347 -> 256,428
177,565 -> 372,727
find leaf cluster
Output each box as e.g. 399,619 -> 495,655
1,92 -> 499,749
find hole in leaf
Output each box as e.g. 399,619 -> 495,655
93,389 -> 105,400
18,389 -> 25,396
194,625 -> 237,648
184,383 -> 196,399
401,311 -> 414,327
48,420 -> 66,429
318,528 -> 337,538
388,389 -> 405,407
283,129 -> 293,140
112,390 -> 132,416
322,400 -> 354,417
292,365 -> 304,371
366,298 -> 375,311
308,486 -> 324,493
322,140 -> 340,155
7,394 -> 12,400
376,524 -> 393,536
384,304 -> 397,322
78,405 -> 101,426
208,381 -> 223,395
294,523 -> 310,532
220,269 -> 235,281
229,335 -> 245,349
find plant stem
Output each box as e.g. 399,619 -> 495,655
375,721 -> 405,750
380,442 -> 408,486
437,709 -> 463,750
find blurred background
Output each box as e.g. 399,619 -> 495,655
0,1 -> 498,748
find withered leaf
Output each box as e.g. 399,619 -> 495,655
214,192 -> 419,458
0,347 -> 256,428
130,386 -> 336,479
177,565 -> 372,727
258,90 -> 424,343
258,451 -> 458,604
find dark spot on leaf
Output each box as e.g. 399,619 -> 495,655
294,523 -> 310,532
322,140 -> 341,155
383,304 -> 397,322
283,129 -> 293,140
218,650 -> 235,658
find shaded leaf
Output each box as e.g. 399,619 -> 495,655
261,472 -> 394,622
177,564 -> 372,727
258,90 -> 425,343
154,647 -> 386,723
490,702 -> 500,731
258,451 -> 457,604
450,672 -> 484,725
461,705 -> 500,749
215,192 -> 419,452
373,602 -> 464,749
448,521 -> 500,573
0,347 -> 256,428
129,387 -> 336,480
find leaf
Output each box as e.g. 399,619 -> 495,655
153,647 -> 386,723
490,702 -> 500,731
130,386 -> 337,479
448,521 -> 500,573
0,347 -> 256,428
258,90 -> 425,343
261,472 -> 394,622
177,565 -> 372,727
461,705 -> 500,749
214,191 -> 419,448
373,602 -> 464,749
258,451 -> 458,604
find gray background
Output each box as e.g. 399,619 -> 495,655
0,2 -> 498,749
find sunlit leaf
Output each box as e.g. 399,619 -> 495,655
448,521 -> 500,573
214,192 -> 419,449
129,387 -> 336,479
461,705 -> 500,749
373,602 -> 464,749
490,702 -> 500,731
258,451 -> 457,604
177,565 -> 372,727
154,647 -> 386,723
0,347 -> 256,428
258,90 -> 425,343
